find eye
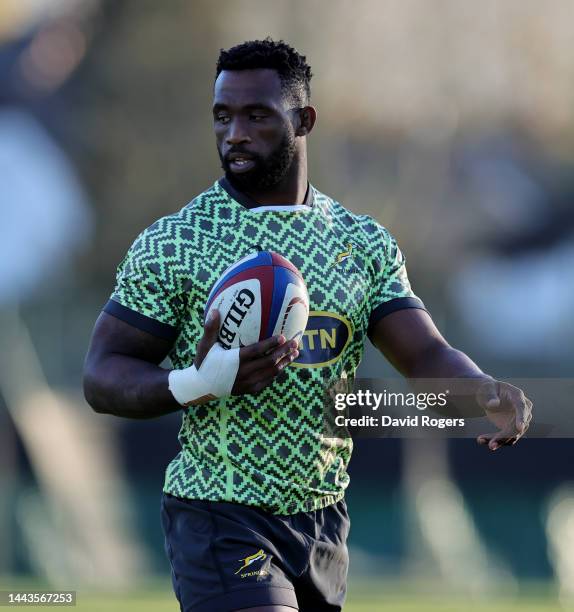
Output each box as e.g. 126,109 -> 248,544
215,115 -> 230,124
250,114 -> 267,122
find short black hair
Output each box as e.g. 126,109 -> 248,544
216,38 -> 312,106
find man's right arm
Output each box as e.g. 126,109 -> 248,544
83,311 -> 298,419
83,312 -> 181,418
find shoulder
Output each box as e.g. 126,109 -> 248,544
312,186 -> 395,251
128,182 -> 222,251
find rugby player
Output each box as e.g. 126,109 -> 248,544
83,38 -> 533,612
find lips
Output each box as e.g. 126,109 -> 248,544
226,152 -> 256,173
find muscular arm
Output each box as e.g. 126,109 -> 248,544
371,307 -> 533,447
371,308 -> 490,418
83,312 -> 180,419
370,308 -> 488,380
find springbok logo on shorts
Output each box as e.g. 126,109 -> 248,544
235,549 -> 269,578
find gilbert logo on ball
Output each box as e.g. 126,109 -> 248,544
204,251 -> 309,349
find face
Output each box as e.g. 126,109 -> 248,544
213,69 -> 298,192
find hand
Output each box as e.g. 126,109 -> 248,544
194,310 -> 299,395
475,379 -> 533,451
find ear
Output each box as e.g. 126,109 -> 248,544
295,106 -> 317,137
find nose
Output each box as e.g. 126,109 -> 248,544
225,117 -> 251,145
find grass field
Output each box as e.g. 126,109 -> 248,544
1,580 -> 568,611
58,592 -> 566,612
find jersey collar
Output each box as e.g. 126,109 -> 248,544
218,177 -> 314,211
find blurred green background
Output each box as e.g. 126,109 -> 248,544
1,0 -> 574,610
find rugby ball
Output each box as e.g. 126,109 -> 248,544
204,251 -> 309,349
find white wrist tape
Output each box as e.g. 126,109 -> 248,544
168,343 -> 240,406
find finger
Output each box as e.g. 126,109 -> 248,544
195,310 -> 220,367
240,335 -> 287,361
489,431 -> 518,451
249,348 -> 300,381
238,347 -> 300,394
241,339 -> 298,376
272,349 -> 299,371
265,336 -> 296,356
524,399 -> 534,428
477,433 -> 498,448
514,393 -> 529,434
250,351 -> 299,392
497,436 -> 516,447
513,403 -> 533,443
476,379 -> 500,410
268,340 -> 299,365
476,432 -> 512,451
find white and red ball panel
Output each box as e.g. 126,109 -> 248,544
204,251 -> 309,349
271,279 -> 309,342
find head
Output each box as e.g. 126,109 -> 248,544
214,38 -> 316,192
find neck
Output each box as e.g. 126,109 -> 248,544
242,145 -> 309,206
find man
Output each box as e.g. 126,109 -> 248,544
83,39 -> 533,612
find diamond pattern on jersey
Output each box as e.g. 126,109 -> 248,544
111,181 -> 418,514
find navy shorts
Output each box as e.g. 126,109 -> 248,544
160,493 -> 350,612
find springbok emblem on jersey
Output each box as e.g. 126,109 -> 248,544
331,242 -> 354,267
235,549 -> 267,575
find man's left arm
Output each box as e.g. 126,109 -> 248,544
370,307 -> 533,450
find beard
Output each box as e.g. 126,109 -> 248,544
219,131 -> 297,193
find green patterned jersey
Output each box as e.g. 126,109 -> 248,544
105,178 -> 425,514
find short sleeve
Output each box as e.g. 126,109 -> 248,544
103,225 -> 182,341
367,226 -> 426,340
